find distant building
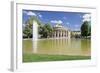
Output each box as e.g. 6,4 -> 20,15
71,31 -> 81,38
52,24 -> 71,38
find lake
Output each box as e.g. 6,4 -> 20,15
23,38 -> 91,56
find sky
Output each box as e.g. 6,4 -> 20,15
22,10 -> 91,31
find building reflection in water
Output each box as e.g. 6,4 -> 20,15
32,38 -> 90,56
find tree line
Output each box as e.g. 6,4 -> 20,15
23,16 -> 53,38
23,16 -> 91,39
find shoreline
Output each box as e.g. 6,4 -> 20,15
23,37 -> 91,41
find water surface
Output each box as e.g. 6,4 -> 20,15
23,38 -> 91,56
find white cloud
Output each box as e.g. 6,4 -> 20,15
50,20 -> 63,24
82,14 -> 91,22
38,14 -> 42,18
83,14 -> 91,18
77,14 -> 82,18
37,13 -> 42,18
27,11 -> 37,16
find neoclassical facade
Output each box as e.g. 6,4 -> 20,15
52,24 -> 71,38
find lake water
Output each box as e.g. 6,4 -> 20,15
23,38 -> 91,56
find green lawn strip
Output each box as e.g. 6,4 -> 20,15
23,53 -> 91,62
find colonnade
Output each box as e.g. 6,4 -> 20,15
52,30 -> 70,38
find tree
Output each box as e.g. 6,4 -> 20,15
40,23 -> 53,38
81,21 -> 91,37
45,23 -> 53,37
23,24 -> 32,38
23,16 -> 53,38
23,16 -> 42,38
88,24 -> 91,36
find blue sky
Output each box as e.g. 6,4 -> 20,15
23,10 -> 91,31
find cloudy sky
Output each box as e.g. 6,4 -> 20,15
22,10 -> 91,31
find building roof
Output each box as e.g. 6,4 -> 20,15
53,24 -> 69,31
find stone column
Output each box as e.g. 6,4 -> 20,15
57,31 -> 59,38
68,31 -> 70,39
66,31 -> 67,37
60,31 -> 62,38
59,31 -> 61,37
66,31 -> 68,37
63,31 -> 65,37
61,30 -> 62,38
65,31 -> 67,37
55,31 -> 56,38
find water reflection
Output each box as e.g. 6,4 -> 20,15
23,38 -> 91,56
33,40 -> 38,53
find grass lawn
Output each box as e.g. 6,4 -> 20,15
23,53 -> 91,62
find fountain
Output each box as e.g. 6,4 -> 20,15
32,20 -> 38,53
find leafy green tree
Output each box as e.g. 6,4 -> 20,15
81,21 -> 91,37
23,24 -> 32,38
23,16 -> 42,38
45,23 -> 53,37
40,23 -> 53,38
88,24 -> 91,36
23,16 -> 53,38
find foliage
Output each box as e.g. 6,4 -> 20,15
39,23 -> 53,38
23,16 -> 41,38
81,21 -> 91,37
88,24 -> 91,36
23,24 -> 32,38
23,16 -> 53,38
